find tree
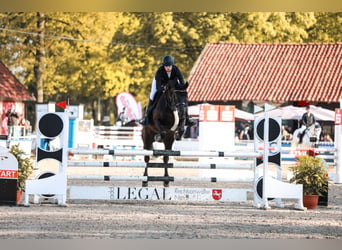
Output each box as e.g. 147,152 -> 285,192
0,12 -> 341,125
307,12 -> 342,42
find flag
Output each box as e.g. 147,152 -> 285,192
56,101 -> 67,109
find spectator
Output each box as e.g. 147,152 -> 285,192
6,104 -> 19,136
239,122 -> 250,140
18,115 -> 30,136
282,125 -> 293,141
323,133 -> 333,142
116,107 -> 129,126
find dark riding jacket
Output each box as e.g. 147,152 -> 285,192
155,65 -> 189,107
155,65 -> 186,91
302,112 -> 316,127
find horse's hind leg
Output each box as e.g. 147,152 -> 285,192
142,130 -> 154,187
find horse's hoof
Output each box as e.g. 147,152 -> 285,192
154,134 -> 162,142
144,156 -> 150,163
175,133 -> 182,141
142,181 -> 148,187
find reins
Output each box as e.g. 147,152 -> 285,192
161,83 -> 177,111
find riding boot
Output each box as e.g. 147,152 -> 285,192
299,132 -> 304,144
184,107 -> 196,127
141,99 -> 153,125
185,116 -> 196,127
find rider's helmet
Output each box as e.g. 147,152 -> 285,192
162,55 -> 174,66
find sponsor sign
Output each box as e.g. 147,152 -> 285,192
212,189 -> 222,200
219,105 -> 235,122
69,186 -> 248,202
199,104 -> 219,122
0,150 -> 18,180
0,170 -> 18,179
199,104 -> 235,122
335,109 -> 342,125
116,92 -> 142,121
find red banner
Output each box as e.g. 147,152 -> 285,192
335,109 -> 342,125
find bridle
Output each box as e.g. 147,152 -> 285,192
161,82 -> 177,111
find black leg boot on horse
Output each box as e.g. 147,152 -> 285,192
299,132 -> 304,144
174,88 -> 195,141
175,103 -> 186,141
175,104 -> 196,140
298,128 -> 308,144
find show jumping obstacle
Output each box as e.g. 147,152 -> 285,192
24,108 -> 307,210
67,148 -> 258,202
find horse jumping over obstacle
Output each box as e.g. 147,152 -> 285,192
141,80 -> 179,187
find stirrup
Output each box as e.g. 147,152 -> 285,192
186,119 -> 196,127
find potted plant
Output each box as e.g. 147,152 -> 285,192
289,155 -> 329,209
9,144 -> 34,205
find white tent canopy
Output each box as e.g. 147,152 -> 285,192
257,105 -> 335,121
235,108 -> 254,121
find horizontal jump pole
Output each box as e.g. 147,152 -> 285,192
283,154 -> 336,160
238,146 -> 336,153
281,147 -> 336,153
68,148 -> 262,158
67,161 -> 252,169
67,175 -> 253,182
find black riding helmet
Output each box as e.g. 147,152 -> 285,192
162,55 -> 174,66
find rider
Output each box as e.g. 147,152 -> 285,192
298,105 -> 316,143
141,55 -> 193,139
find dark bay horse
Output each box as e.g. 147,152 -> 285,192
141,80 -> 179,187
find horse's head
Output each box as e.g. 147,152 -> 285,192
162,80 -> 178,109
313,122 -> 322,137
307,122 -> 322,143
165,79 -> 177,93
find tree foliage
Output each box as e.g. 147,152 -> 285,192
0,12 -> 340,123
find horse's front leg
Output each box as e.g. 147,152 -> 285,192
143,154 -> 150,187
175,104 -> 186,140
162,133 -> 175,187
154,119 -> 166,142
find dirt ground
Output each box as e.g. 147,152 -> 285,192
0,180 -> 341,239
1,158 -> 341,239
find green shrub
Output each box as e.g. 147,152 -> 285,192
9,144 -> 34,192
289,155 -> 329,195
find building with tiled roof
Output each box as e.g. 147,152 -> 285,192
0,61 -> 35,102
187,42 -> 342,110
0,61 -> 35,135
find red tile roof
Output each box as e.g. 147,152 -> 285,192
188,43 -> 342,103
0,61 -> 36,101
